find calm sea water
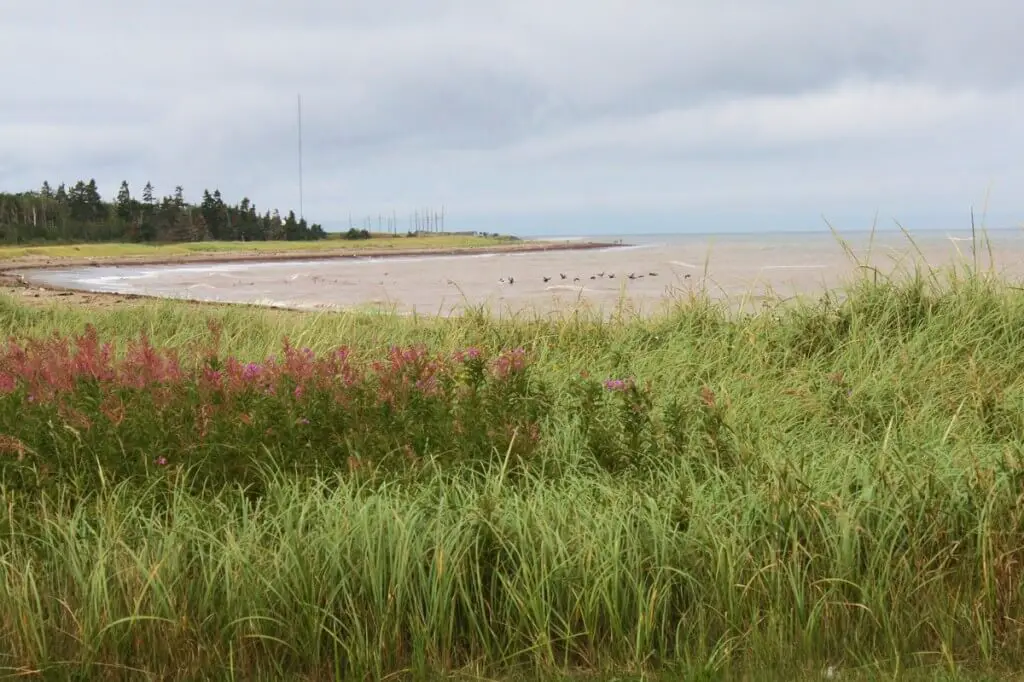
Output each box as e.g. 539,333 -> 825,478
542,226 -> 1024,247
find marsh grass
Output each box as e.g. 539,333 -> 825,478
2,227 -> 1024,679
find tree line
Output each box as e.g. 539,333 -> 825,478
0,179 -> 327,244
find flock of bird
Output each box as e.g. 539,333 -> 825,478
499,271 -> 693,286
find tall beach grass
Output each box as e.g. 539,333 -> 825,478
1,229 -> 1024,679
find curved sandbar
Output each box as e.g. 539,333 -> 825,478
0,239 -> 617,272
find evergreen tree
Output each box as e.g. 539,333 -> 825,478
125,218 -> 142,242
68,181 -> 89,223
1,180 -> 326,245
85,179 -> 102,207
200,190 -> 219,239
191,213 -> 209,241
115,181 -> 132,223
283,210 -> 300,240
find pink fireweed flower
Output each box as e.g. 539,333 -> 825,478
68,326 -> 116,382
492,348 -> 528,379
201,367 -> 224,389
320,348 -> 358,389
122,333 -> 183,387
221,356 -> 273,393
454,347 -> 482,362
385,345 -> 429,373
603,378 -> 634,392
0,434 -> 28,460
154,456 -> 168,466
242,362 -> 262,381
279,339 -> 320,383
415,375 -> 440,395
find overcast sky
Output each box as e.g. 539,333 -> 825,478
2,1 -> 1022,236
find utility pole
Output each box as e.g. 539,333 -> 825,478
297,94 -> 304,222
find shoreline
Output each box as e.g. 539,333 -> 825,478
0,239 -> 623,311
0,239 -> 619,272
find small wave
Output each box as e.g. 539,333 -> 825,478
600,243 -> 656,253
352,252 -> 501,266
669,260 -> 700,269
79,272 -> 156,283
153,262 -> 285,275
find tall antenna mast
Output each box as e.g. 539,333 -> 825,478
297,93 -> 304,221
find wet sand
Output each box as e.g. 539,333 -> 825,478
11,231 -> 1024,317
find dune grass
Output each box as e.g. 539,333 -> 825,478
1,229 -> 1024,679
0,233 -> 518,261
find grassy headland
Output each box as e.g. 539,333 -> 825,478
0,232 -> 521,264
1,234 -> 1023,680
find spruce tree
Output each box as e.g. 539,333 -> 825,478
68,181 -> 89,223
115,181 -> 132,222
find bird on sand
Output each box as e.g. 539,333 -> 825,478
648,272 -> 658,277
559,273 -> 567,280
542,276 -> 551,283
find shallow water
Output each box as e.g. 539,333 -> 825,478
20,230 -> 1024,317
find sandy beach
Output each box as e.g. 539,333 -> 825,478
7,231 -> 1024,316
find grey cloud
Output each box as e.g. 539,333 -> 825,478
2,0 -> 1023,229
